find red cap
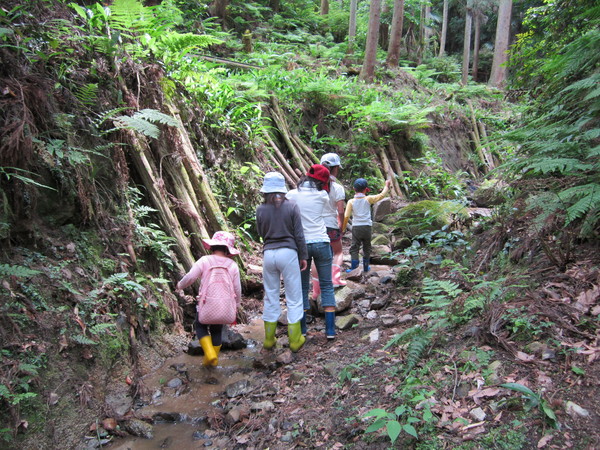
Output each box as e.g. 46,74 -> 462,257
307,164 -> 331,191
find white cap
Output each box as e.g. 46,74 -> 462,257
320,153 -> 342,169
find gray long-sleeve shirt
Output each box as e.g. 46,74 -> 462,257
256,199 -> 308,261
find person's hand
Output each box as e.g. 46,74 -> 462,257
299,259 -> 308,271
386,179 -> 392,188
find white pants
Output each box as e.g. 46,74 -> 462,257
262,247 -> 303,324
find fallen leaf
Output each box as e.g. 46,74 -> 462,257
516,351 -> 535,362
537,433 -> 554,448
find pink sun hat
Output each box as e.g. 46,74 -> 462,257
201,231 -> 240,255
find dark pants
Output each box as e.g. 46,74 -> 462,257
195,321 -> 223,346
349,225 -> 372,261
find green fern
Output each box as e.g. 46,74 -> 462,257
74,83 -> 98,106
559,183 -> 600,226
404,328 -> 434,373
72,334 -> 97,345
108,0 -> 148,32
112,109 -> 179,139
0,264 -> 41,278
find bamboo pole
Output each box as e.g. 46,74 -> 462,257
127,135 -> 196,270
377,146 -> 404,198
165,104 -> 229,232
262,131 -> 298,186
292,134 -> 320,165
270,97 -> 308,172
478,122 -> 495,170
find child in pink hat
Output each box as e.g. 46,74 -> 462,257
177,231 -> 242,367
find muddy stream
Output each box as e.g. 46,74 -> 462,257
109,317 -> 266,449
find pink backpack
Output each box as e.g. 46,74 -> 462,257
196,256 -> 237,325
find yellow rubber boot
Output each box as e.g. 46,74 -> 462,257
264,321 -> 278,349
199,336 -> 217,367
288,322 -> 306,352
211,345 -> 221,367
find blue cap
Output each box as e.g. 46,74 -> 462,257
353,178 -> 368,190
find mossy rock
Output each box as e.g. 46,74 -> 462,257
471,179 -> 509,207
391,200 -> 469,238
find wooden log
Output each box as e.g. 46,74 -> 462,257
270,97 -> 308,172
377,146 -> 404,198
292,134 -> 320,165
262,131 -> 298,186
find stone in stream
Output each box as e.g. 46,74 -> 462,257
225,379 -> 253,398
122,418 -> 154,439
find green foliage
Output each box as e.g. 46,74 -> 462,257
501,383 -> 559,429
392,200 -> 470,239
363,406 -> 419,443
403,151 -> 468,200
0,264 -> 41,278
112,109 -> 180,139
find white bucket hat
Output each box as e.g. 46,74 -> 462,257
260,172 -> 288,193
320,153 -> 343,169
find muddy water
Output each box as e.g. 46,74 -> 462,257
109,317 -> 265,449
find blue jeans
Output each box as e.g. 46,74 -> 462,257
301,242 -> 335,309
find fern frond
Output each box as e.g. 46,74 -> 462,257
112,109 -> 178,138
72,334 -> 97,345
159,32 -> 222,54
524,157 -> 591,175
0,264 -> 41,278
560,183 -> 600,225
108,0 -> 148,32
404,328 -> 434,373
74,83 -> 98,106
135,109 -> 179,127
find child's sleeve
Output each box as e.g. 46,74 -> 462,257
176,259 -> 204,290
342,199 -> 353,232
367,184 -> 389,205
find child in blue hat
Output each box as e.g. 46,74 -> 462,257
342,178 -> 392,272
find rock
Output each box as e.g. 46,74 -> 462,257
366,311 -> 378,320
221,326 -> 247,350
379,275 -> 393,284
225,379 -> 253,398
566,401 -> 590,418
371,233 -> 390,246
373,198 -> 391,222
192,431 -> 209,441
152,412 -> 184,423
524,341 -> 545,354
187,340 -> 203,356
225,408 -> 242,425
470,407 -> 487,421
105,393 -> 133,418
370,296 -> 388,310
369,328 -> 380,343
398,314 -> 413,323
315,285 -> 353,313
123,418 -> 154,439
541,348 -> 556,360
336,314 -> 359,330
345,268 -> 362,281
166,378 -> 183,388
281,431 -> 294,442
276,350 -> 293,365
251,401 -> 274,412
381,315 -> 398,327
358,299 -> 370,309
323,363 -> 340,377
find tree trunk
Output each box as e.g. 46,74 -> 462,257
472,10 -> 482,81
321,0 -> 329,15
359,0 -> 383,83
213,0 -> 229,27
379,1 -> 390,50
461,7 -> 472,85
438,0 -> 448,57
347,0 -> 358,54
488,0 -> 512,87
386,0 -> 405,67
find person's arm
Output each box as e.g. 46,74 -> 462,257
342,199 -> 353,232
176,259 -> 203,290
336,200 -> 345,230
367,179 -> 392,204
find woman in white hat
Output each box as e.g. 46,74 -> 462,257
256,172 -> 308,352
